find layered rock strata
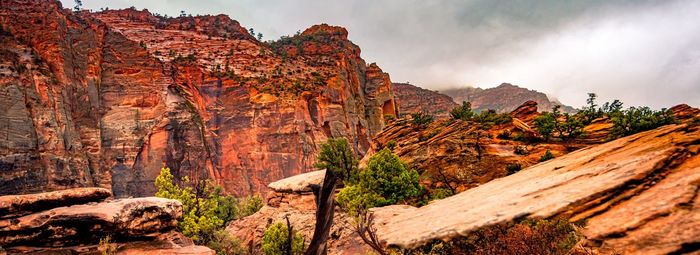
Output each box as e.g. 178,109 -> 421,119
372,123 -> 700,254
0,1 -> 397,197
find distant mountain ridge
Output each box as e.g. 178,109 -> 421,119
442,83 -> 577,113
392,83 -> 458,118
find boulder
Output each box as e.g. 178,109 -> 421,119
372,123 -> 700,254
0,197 -> 182,248
0,188 -> 111,219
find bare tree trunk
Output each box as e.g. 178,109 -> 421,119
304,170 -> 338,255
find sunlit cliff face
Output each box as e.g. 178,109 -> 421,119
64,0 -> 700,109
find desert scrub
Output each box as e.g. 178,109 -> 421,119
400,218 -> 581,255
261,222 -> 305,255
540,149 -> 555,162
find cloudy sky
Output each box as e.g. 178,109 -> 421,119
62,0 -> 700,108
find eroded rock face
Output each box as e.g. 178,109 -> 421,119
0,197 -> 182,247
0,187 -> 111,219
227,171 -> 372,255
0,1 -> 397,197
392,83 -> 457,119
442,83 -> 576,113
372,123 -> 700,254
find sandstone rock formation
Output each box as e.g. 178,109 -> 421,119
372,123 -> 700,254
391,83 -> 457,118
0,188 -> 212,254
370,104 -> 579,193
0,1 -> 397,197
442,83 -> 576,113
0,187 -> 111,219
227,170 -> 372,255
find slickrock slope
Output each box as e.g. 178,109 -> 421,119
0,1 -> 397,197
442,83 -> 576,113
0,188 -> 213,254
372,123 -> 700,254
392,83 -> 457,118
227,170 -> 372,255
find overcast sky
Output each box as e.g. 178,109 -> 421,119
62,0 -> 700,108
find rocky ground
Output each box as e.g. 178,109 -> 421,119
373,122 -> 700,254
0,188 -> 213,254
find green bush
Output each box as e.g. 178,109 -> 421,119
610,106 -> 675,138
539,150 -> 555,162
506,163 -> 522,175
337,148 -> 423,217
450,101 -> 474,121
534,113 -> 556,141
155,167 -> 261,250
472,110 -> 512,126
261,222 -> 305,255
238,195 -> 263,218
411,112 -> 434,127
315,138 -> 359,183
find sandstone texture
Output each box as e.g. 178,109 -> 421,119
0,197 -> 182,247
370,103 -> 579,193
0,1 -> 397,197
0,188 -> 212,254
227,171 -> 372,255
442,83 -> 576,113
372,123 -> 700,254
0,187 -> 111,219
391,83 -> 457,119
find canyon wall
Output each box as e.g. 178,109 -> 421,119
0,0 -> 397,197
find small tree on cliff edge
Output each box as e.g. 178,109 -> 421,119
305,138 -> 358,255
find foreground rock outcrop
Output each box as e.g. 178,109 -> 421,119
0,1 -> 397,197
372,123 -> 700,254
0,188 -> 212,254
392,83 -> 457,118
227,170 -> 372,255
442,83 -> 576,113
0,187 -> 111,219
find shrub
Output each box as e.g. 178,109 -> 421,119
98,235 -> 117,255
610,106 -> 675,138
496,130 -> 511,140
385,140 -> 397,150
473,110 -> 512,126
238,195 -> 263,218
261,222 -> 305,255
402,219 -> 581,255
207,230 -> 245,255
534,112 -> 556,141
154,167 -> 261,245
506,163 -> 522,175
337,148 -> 423,217
450,101 -> 474,121
539,150 -> 555,162
411,112 -> 434,128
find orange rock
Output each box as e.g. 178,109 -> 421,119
0,1 -> 398,198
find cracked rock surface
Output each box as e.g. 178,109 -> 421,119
372,123 -> 700,254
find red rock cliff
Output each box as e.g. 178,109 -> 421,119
0,1 -> 397,197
